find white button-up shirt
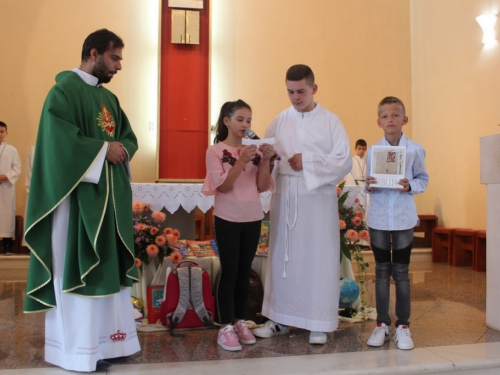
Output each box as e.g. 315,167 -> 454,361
366,133 -> 429,231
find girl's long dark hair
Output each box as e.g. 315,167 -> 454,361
213,99 -> 251,143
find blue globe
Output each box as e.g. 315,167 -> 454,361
339,278 -> 360,308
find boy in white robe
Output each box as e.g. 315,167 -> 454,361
344,139 -> 367,186
253,65 -> 351,344
0,121 -> 21,254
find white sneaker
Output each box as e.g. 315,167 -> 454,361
394,325 -> 414,350
367,323 -> 390,347
309,331 -> 327,344
252,320 -> 290,338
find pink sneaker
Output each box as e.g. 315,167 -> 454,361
217,325 -> 242,351
234,320 -> 256,344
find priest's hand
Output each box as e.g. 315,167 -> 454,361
288,153 -> 302,171
106,142 -> 127,165
0,174 -> 7,183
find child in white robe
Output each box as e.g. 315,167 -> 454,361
344,139 -> 367,186
0,121 -> 21,254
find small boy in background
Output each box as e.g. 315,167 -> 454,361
365,97 -> 429,350
344,139 -> 367,185
0,121 -> 22,254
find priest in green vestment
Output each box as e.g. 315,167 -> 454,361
23,29 -> 140,373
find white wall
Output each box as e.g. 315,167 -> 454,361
0,0 -> 160,215
211,0 -> 412,146
2,0 -> 495,230
411,0 -> 500,228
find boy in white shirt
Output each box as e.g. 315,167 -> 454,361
344,139 -> 367,185
0,121 -> 22,254
365,97 -> 429,350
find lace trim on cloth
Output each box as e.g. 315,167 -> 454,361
131,183 -> 272,214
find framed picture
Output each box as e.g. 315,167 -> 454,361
370,145 -> 406,189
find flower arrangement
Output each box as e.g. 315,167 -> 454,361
132,202 -> 184,270
337,182 -> 372,314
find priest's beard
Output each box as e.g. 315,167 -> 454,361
93,58 -> 116,84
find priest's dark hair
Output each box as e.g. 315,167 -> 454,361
81,29 -> 124,61
0,121 -> 6,130
286,64 -> 315,86
213,100 -> 252,144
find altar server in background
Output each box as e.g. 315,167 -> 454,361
344,139 -> 367,186
0,121 -> 21,255
202,99 -> 275,351
24,29 -> 140,372
365,96 -> 429,350
253,64 -> 351,345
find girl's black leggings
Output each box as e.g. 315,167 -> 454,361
214,216 -> 261,324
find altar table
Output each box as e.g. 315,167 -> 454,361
131,183 -> 368,320
131,182 -> 367,284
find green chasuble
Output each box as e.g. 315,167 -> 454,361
24,71 -> 139,313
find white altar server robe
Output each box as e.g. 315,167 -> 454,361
263,103 -> 351,332
0,142 -> 21,238
344,155 -> 366,186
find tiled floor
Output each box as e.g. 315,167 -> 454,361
1,252 -> 500,374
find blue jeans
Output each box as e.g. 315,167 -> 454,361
369,228 -> 413,327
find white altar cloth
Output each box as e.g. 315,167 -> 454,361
131,183 -> 366,215
342,185 -> 369,210
131,183 -> 273,214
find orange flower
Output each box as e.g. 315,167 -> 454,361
146,244 -> 159,257
163,227 -> 173,236
135,258 -> 142,268
336,186 -> 342,197
172,229 -> 181,238
132,202 -> 145,213
346,229 -> 359,242
352,217 -> 362,227
359,230 -> 370,242
137,223 -> 148,231
354,198 -> 360,204
151,211 -> 166,223
155,235 -> 167,246
144,204 -> 151,211
169,252 -> 183,264
150,227 -> 159,235
339,220 -> 346,230
166,233 -> 177,246
355,211 -> 364,219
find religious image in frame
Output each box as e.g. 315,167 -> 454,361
370,145 -> 406,189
